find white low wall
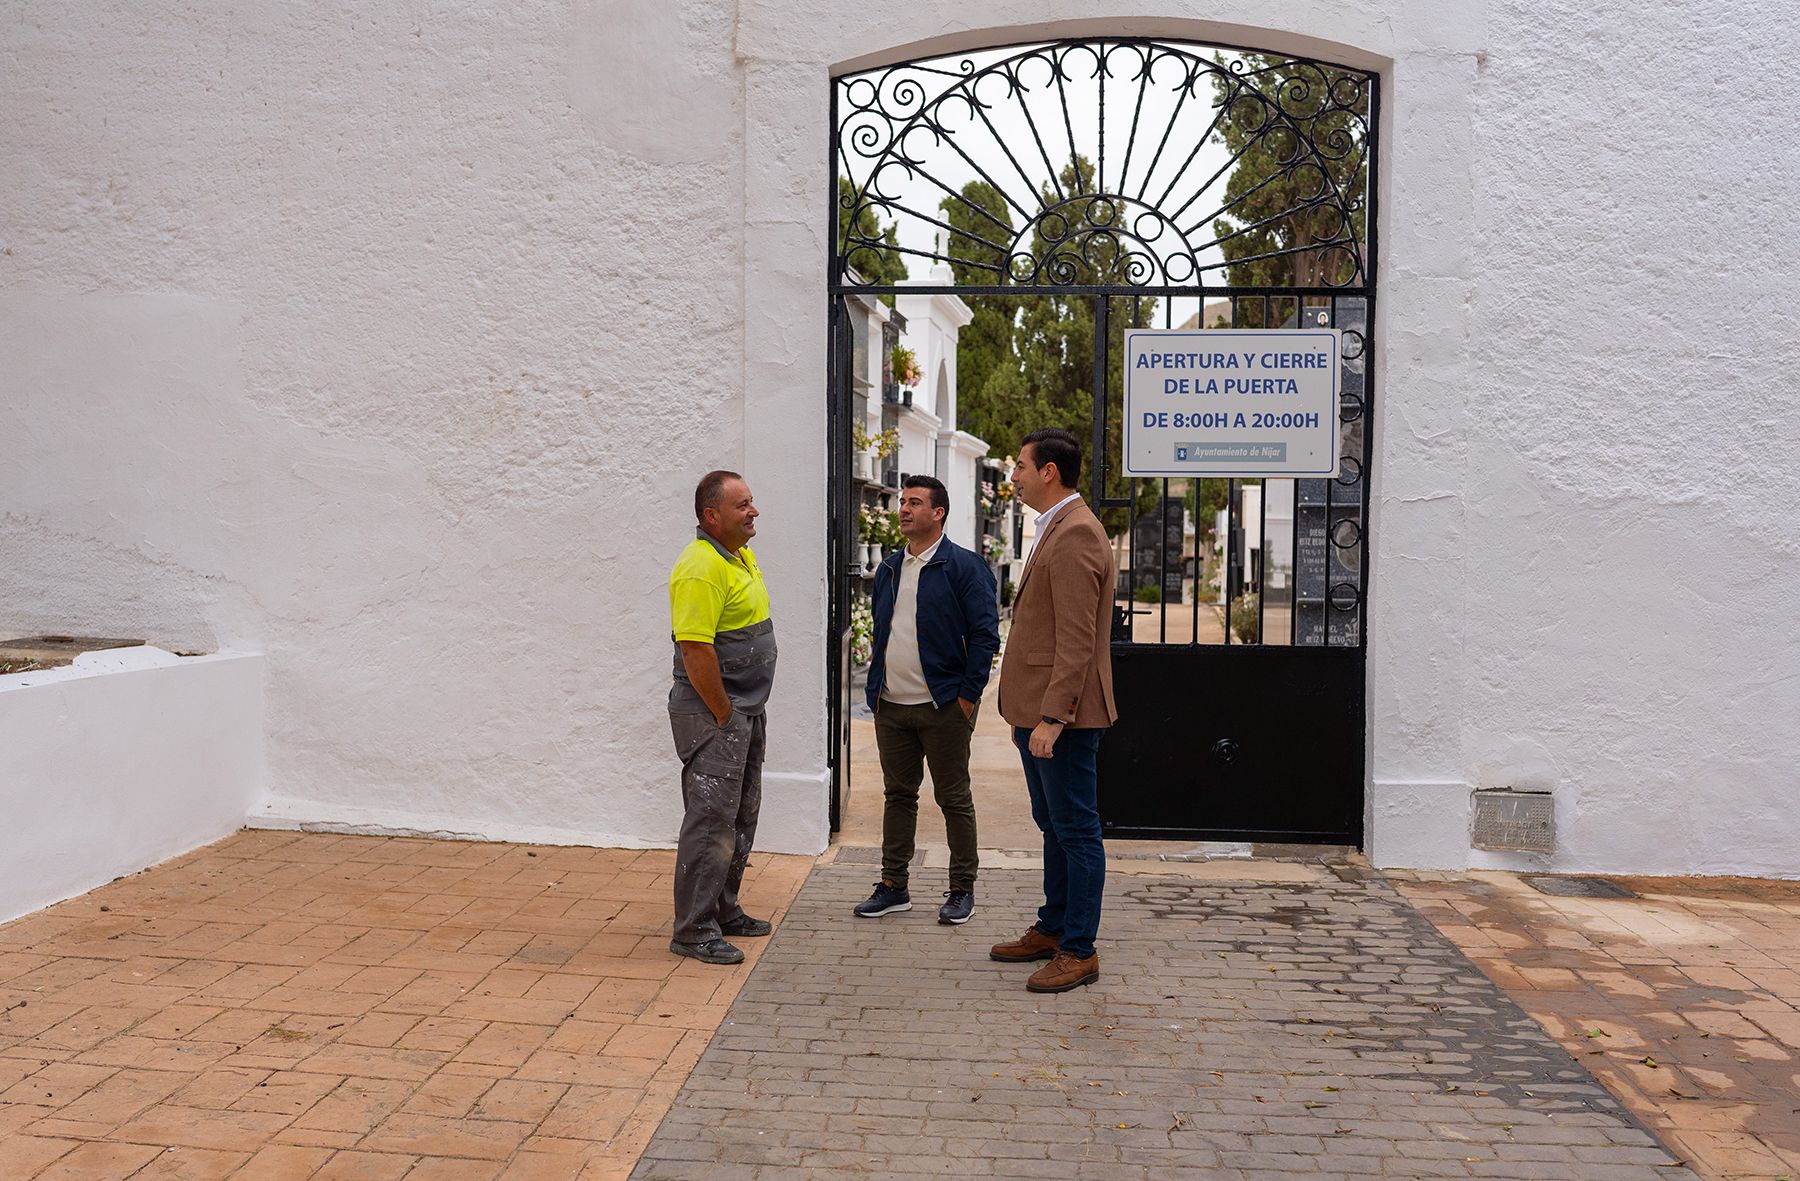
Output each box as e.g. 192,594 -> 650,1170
0,647 -> 264,923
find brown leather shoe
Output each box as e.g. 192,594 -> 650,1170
1026,951 -> 1099,993
989,926 -> 1060,963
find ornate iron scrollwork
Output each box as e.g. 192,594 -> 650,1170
833,40 -> 1373,292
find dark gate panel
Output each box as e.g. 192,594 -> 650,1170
1099,645 -> 1363,843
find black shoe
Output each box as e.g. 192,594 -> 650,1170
938,889 -> 975,925
719,914 -> 772,938
669,937 -> 744,965
853,881 -> 912,918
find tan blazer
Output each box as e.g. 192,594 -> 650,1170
998,496 -> 1118,729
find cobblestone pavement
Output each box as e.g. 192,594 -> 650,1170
632,855 -> 1699,1180
1397,870 -> 1800,1181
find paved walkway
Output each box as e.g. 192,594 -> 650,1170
1397,870 -> 1800,1181
631,852 -> 1697,1179
0,831 -> 811,1180
5,830 -> 1794,1179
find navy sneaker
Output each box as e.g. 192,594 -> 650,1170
853,881 -> 912,917
938,889 -> 975,925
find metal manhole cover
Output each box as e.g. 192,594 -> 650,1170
1522,875 -> 1636,899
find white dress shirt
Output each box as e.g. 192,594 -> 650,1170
879,534 -> 944,706
1035,491 -> 1083,531
1022,492 -> 1083,577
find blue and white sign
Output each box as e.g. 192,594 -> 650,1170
1123,328 -> 1341,478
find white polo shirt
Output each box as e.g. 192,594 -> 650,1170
880,534 -> 944,706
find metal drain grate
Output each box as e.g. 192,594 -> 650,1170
1522,875 -> 1637,899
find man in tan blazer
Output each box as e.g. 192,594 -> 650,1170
988,428 -> 1117,992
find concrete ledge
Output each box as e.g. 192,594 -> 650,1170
252,795 -> 675,850
0,647 -> 264,923
755,768 -> 831,856
255,766 -> 833,856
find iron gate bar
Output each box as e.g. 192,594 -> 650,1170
1290,297 -> 1303,645
1259,471 -> 1269,643
1160,474 -> 1169,644
1089,296 -> 1109,509
1324,305 -> 1338,647
825,79 -> 841,833
1326,293 -> 1337,648
1260,293 -> 1271,647
1093,292 -> 1129,511
1117,58 -> 1150,196
1095,47 -> 1105,193
824,297 -> 835,822
832,295 -> 862,831
1152,301 -> 1169,644
1226,477 -> 1236,645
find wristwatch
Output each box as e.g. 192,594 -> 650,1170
1041,715 -> 1066,726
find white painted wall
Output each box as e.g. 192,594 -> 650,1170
894,281 -> 984,547
941,433 -> 990,552
1439,0 -> 1800,878
0,649 -> 264,924
5,2 -> 1796,875
0,2 -> 810,854
895,281 -> 971,425
892,406 -> 940,488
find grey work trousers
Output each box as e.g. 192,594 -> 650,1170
669,709 -> 765,946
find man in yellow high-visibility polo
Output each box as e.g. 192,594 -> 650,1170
666,470 -> 778,965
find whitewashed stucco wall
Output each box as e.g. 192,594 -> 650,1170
4,1 -> 1796,873
0,2 -> 796,849
1455,3 -> 1800,876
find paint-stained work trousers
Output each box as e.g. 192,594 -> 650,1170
669,709 -> 765,946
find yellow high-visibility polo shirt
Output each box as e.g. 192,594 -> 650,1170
669,531 -> 771,643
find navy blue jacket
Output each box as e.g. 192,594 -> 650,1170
865,535 -> 1001,711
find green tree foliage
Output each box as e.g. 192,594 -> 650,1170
940,158 -> 1161,532
1208,55 -> 1370,321
936,180 -> 1015,445
837,176 -> 908,294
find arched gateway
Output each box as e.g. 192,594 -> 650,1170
827,38 -> 1378,844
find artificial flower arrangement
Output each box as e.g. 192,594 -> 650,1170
857,505 -> 904,549
890,345 -> 922,389
852,423 -> 901,459
849,597 -> 874,666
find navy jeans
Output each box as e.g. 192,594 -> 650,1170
1012,725 -> 1105,958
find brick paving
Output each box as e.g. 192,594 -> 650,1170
0,830 -> 811,1180
631,854 -> 1698,1179
1397,870 -> 1800,1181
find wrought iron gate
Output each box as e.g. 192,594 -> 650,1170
828,38 -> 1378,844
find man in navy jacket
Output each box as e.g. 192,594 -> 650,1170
855,475 -> 1001,925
